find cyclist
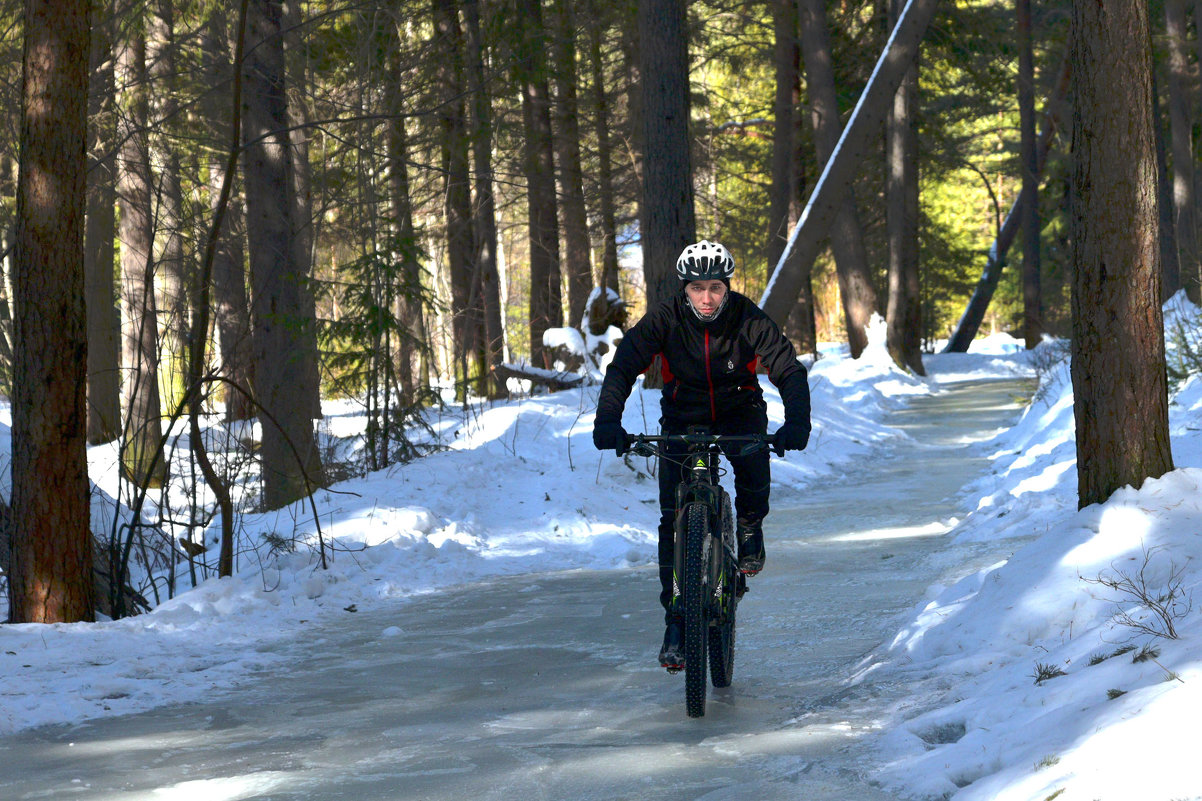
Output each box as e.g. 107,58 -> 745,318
592,240 -> 811,668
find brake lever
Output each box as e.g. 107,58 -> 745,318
630,442 -> 657,458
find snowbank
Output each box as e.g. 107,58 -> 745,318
870,297 -> 1202,800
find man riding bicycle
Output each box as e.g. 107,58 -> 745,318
592,240 -> 811,669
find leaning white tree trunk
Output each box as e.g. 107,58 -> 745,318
759,0 -> 940,326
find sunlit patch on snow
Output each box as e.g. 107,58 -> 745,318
1061,505 -> 1152,567
705,725 -> 855,758
151,772 -> 292,799
1008,459 -> 1075,496
827,522 -> 950,543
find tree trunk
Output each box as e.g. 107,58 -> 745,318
620,8 -> 644,205
0,504 -> 149,620
116,14 -> 167,488
203,10 -> 255,422
798,0 -> 878,358
1165,0 -> 1199,303
585,0 -> 621,299
212,191 -> 253,422
785,70 -> 817,356
767,0 -> 798,277
550,0 -> 593,330
85,6 -> 121,444
433,0 -> 482,396
637,0 -> 696,321
885,0 -> 923,374
241,0 -> 323,510
384,12 -> 425,401
281,0 -> 322,420
1152,66 -> 1182,301
149,0 -> 193,414
0,221 -> 17,389
462,0 -> 508,397
1017,0 -> 1042,347
515,0 -> 563,366
1069,0 -> 1173,509
760,0 -> 938,327
9,0 -> 94,623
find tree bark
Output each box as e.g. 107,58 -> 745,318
1017,0 -> 1042,347
384,10 -> 426,401
149,0 -> 193,414
784,68 -> 817,356
10,0 -> 94,623
585,0 -> 621,300
241,0 -> 323,509
550,0 -> 594,329
1165,0 -> 1199,303
767,0 -> 798,277
211,191 -> 253,422
514,0 -> 563,366
797,0 -> 878,358
203,10 -> 255,422
885,0 -> 923,374
637,0 -> 696,312
1151,66 -> 1182,301
281,0 -> 322,420
0,504 -> 149,619
760,0 -> 938,328
116,13 -> 167,488
85,5 -> 121,444
462,0 -> 507,397
432,0 -> 481,394
1069,0 -> 1173,508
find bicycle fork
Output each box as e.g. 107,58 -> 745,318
670,464 -> 733,623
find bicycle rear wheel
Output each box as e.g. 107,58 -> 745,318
683,502 -> 710,717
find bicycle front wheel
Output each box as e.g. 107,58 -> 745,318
683,502 -> 710,718
709,493 -> 737,688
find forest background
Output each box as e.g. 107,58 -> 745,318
2,0 -> 1199,623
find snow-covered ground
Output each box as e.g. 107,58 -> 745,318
2,306 -> 1201,800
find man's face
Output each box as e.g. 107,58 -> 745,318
685,279 -> 728,318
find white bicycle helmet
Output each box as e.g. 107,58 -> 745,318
675,240 -> 735,282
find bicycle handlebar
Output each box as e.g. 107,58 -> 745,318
624,432 -> 776,458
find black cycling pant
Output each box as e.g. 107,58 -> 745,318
656,406 -> 770,622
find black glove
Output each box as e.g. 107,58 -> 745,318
593,421 -> 629,456
773,421 -> 810,456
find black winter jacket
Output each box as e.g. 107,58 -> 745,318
595,290 -> 811,428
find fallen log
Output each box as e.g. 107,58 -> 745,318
493,362 -> 588,391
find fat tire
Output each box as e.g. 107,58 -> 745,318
683,502 -> 710,717
709,493 -> 737,688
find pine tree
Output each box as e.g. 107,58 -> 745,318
10,0 -> 94,622
1069,0 -> 1173,508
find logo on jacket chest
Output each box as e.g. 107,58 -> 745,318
726,359 -> 734,371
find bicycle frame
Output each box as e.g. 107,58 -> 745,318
626,429 -> 775,716
628,431 -> 774,618
671,443 -> 732,616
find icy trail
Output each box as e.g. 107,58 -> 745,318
0,380 -> 1029,800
